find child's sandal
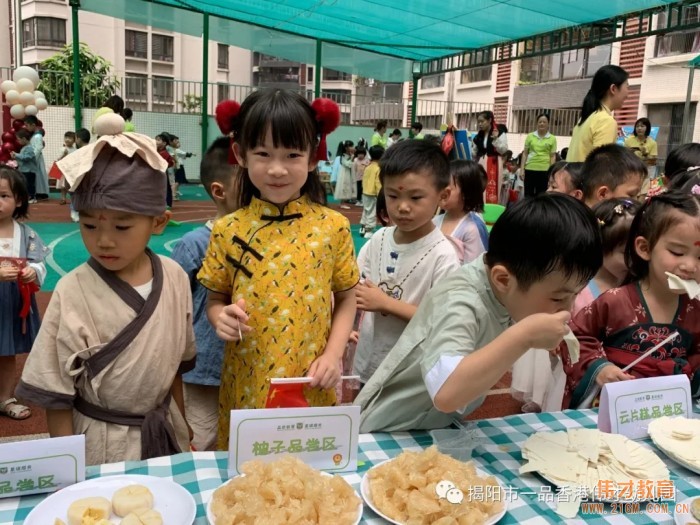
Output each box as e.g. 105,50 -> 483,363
0,398 -> 31,420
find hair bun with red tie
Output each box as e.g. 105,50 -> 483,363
215,99 -> 241,165
311,98 -> 341,161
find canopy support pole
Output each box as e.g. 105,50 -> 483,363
314,40 -> 322,98
411,76 -> 419,128
201,12 -> 210,155
682,65 -> 695,144
70,0 -> 81,130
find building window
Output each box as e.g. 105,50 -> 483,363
307,66 -> 314,83
22,17 -> 66,48
125,30 -> 148,59
321,89 -> 352,104
322,69 -> 352,81
518,45 -> 611,84
460,65 -> 492,84
217,44 -> 229,69
153,76 -> 174,104
217,83 -> 230,103
124,74 -> 148,101
655,6 -> 700,57
420,74 -> 445,90
152,34 -> 174,62
382,83 -> 403,101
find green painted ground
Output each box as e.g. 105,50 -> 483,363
31,221 -> 368,292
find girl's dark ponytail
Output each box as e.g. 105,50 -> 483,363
578,65 -> 629,125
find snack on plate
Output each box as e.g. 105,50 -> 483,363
648,416 -> 700,469
367,446 -> 503,525
66,497 -> 112,525
112,484 -> 154,516
121,509 -> 163,525
521,429 -> 669,497
692,497 -> 700,520
210,456 -> 361,524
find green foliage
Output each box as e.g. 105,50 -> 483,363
179,94 -> 203,113
38,43 -> 121,108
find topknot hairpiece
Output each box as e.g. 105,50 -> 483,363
310,98 -> 341,161
215,99 -> 241,165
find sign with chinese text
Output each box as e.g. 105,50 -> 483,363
598,375 -> 691,439
228,406 -> 360,476
0,435 -> 85,499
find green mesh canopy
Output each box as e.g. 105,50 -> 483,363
81,0 -> 679,81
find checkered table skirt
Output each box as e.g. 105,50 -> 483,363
1,409 -> 698,524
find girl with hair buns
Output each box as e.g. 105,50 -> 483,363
200,90 -> 359,449
568,65 -> 629,162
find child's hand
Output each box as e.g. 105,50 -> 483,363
19,265 -> 37,283
306,353 -> 341,390
595,364 -> 635,386
0,266 -> 19,282
349,330 -> 359,345
355,279 -> 387,313
215,298 -> 252,341
9,151 -> 15,159
518,311 -> 571,351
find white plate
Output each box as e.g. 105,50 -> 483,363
650,435 -> 700,476
24,474 -> 196,524
674,496 -> 700,525
206,472 -> 362,525
360,459 -> 507,525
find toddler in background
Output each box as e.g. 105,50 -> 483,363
547,161 -> 584,201
56,131 -> 76,205
435,160 -> 489,264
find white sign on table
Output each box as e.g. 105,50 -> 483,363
598,375 -> 692,439
0,435 -> 85,499
228,406 -> 360,476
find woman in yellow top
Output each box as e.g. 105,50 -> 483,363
198,90 -> 359,449
567,65 -> 629,162
625,117 -> 658,197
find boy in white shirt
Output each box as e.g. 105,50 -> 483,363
353,140 -> 460,385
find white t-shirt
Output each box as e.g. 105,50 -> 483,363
353,226 -> 460,382
133,279 -> 153,300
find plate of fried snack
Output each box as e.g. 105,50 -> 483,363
207,456 -> 362,524
361,446 -> 506,525
24,474 -> 196,524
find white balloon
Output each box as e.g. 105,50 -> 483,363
35,98 -> 48,110
18,92 -> 34,106
1,80 -> 17,94
13,66 -> 40,87
16,78 -> 35,93
10,104 -> 26,119
33,90 -> 45,100
24,104 -> 37,116
5,90 -> 20,105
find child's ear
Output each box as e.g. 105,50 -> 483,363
307,158 -> 319,173
572,189 -> 584,201
634,236 -> 652,261
232,143 -> 246,167
595,185 -> 611,202
489,264 -> 513,294
210,181 -> 225,202
152,211 -> 171,234
439,187 -> 451,205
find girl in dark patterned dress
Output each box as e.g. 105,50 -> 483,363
564,191 -> 700,408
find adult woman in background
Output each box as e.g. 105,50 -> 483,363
520,113 -> 557,196
567,65 -> 629,162
624,117 -> 658,197
471,110 -> 508,204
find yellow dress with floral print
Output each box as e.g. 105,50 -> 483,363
198,196 -> 359,449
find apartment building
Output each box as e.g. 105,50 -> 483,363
412,6 -> 700,160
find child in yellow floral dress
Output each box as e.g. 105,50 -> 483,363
198,90 -> 359,449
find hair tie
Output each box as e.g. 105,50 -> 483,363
215,100 -> 241,165
310,98 -> 341,161
692,184 -> 700,196
598,218 -> 606,227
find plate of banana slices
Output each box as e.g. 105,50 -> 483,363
24,474 -> 196,525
